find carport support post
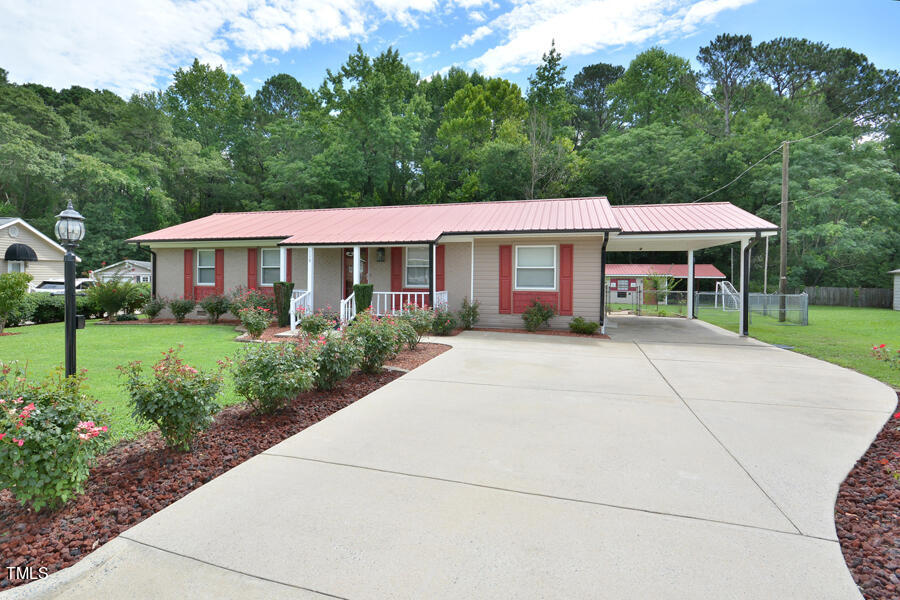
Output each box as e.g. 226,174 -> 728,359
687,250 -> 695,319
279,246 -> 287,282
352,246 -> 361,285
307,247 -> 315,308
599,233 -> 608,334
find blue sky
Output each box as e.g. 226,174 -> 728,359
3,0 -> 898,97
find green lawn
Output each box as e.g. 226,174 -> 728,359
697,305 -> 900,388
1,321 -> 243,442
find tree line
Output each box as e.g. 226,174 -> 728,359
0,34 -> 898,288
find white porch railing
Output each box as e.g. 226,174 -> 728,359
434,290 -> 448,310
370,291 -> 432,316
339,292 -> 356,326
289,289 -> 313,332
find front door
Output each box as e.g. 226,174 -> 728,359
342,248 -> 368,298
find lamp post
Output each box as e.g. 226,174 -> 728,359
54,200 -> 85,377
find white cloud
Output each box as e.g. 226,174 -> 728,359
452,25 -> 493,49
470,0 -> 755,75
405,50 -> 441,63
468,10 -> 487,22
0,0 -> 442,96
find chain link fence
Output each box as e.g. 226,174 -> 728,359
695,291 -> 809,326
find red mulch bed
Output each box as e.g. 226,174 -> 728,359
0,354 -> 459,590
0,332 -> 20,336
836,392 -> 900,599
471,327 -> 609,339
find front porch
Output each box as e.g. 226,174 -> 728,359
289,288 -> 449,330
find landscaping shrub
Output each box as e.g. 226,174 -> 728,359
168,297 -> 197,322
115,313 -> 139,321
4,294 -> 36,328
871,344 -> 900,369
398,304 -> 434,349
123,283 -> 150,314
0,272 -> 33,333
229,286 -> 275,313
0,363 -> 107,510
238,306 -> 272,338
310,333 -> 362,391
86,279 -> 132,321
298,309 -> 337,337
77,294 -> 104,319
395,319 -> 418,352
119,347 -> 223,451
353,283 -> 374,314
199,294 -> 230,324
522,300 -> 555,332
457,297 -> 480,330
272,282 -> 294,327
431,307 -> 457,336
569,316 -> 600,335
30,293 -> 65,324
143,296 -> 167,322
231,342 -> 317,413
346,310 -> 398,373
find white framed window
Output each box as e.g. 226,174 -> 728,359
515,245 -> 557,290
196,249 -> 215,285
139,274 -> 150,283
259,248 -> 281,286
404,246 -> 430,288
7,261 -> 24,273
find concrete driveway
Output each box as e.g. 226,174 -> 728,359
11,317 -> 897,599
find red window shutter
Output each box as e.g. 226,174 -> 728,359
183,249 -> 193,299
436,245 -> 445,291
499,245 -> 512,314
559,244 -> 573,316
390,247 -> 403,292
247,248 -> 258,289
214,249 -> 224,295
285,249 -> 292,283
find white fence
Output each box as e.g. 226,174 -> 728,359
288,289 -> 312,332
339,292 -> 356,325
370,291 -> 446,316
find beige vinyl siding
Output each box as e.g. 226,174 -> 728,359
1,223 -> 66,282
473,236 -> 604,329
223,248 -> 247,294
443,242 -> 471,312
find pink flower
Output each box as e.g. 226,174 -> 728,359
0,432 -> 5,441
13,438 -> 24,447
879,343 -> 887,349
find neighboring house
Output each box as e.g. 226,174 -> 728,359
891,269 -> 900,311
0,217 -> 76,282
606,263 -> 726,304
92,259 -> 152,284
128,198 -> 778,334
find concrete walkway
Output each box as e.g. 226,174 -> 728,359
10,318 -> 896,599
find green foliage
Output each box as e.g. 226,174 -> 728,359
569,316 -> 600,335
345,311 -> 398,373
272,282 -> 294,327
431,308 -> 457,336
311,333 -> 363,391
119,347 -> 222,451
115,313 -> 139,321
230,342 -> 316,414
353,283 -> 374,314
0,272 -> 32,332
30,293 -> 65,324
0,364 -> 107,511
86,279 -> 133,321
298,309 -> 337,337
199,294 -> 231,324
124,283 -> 150,314
397,304 -> 435,349
143,297 -> 167,322
457,297 -> 480,330
237,306 -> 272,338
229,286 -> 275,313
522,300 -> 556,332
168,297 -> 197,323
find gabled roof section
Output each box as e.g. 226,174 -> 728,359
606,263 -> 726,279
128,197 -> 620,245
611,202 -> 777,234
93,259 -> 152,273
0,217 -> 72,257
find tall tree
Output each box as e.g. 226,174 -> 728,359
567,62 -> 624,146
697,34 -> 755,136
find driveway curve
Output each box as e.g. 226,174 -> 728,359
8,317 -> 896,600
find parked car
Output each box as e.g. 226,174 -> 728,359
29,279 -> 96,295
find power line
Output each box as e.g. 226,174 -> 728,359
691,143 -> 783,203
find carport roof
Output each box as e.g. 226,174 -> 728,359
606,264 -> 726,279
128,197 -> 777,245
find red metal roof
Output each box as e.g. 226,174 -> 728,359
605,263 -> 726,279
128,198 -> 776,244
610,202 -> 777,234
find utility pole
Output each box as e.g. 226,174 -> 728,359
778,141 -> 789,322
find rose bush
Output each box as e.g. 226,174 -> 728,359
298,308 -> 337,338
871,343 -> 900,369
431,307 -> 457,336
229,286 -> 275,313
345,310 -> 398,373
231,342 -> 317,413
119,347 -> 223,451
310,333 -> 362,391
238,306 -> 272,338
168,297 -> 197,322
0,363 -> 107,510
199,294 -> 231,323
397,304 -> 434,349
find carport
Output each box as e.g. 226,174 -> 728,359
600,203 -> 779,336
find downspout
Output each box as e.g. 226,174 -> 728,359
599,232 -> 609,335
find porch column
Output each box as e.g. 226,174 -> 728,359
307,247 -> 315,308
739,238 -> 749,336
599,233 -> 608,334
352,246 -> 361,286
279,246 -> 287,282
429,242 -> 435,308
686,249 -> 695,319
